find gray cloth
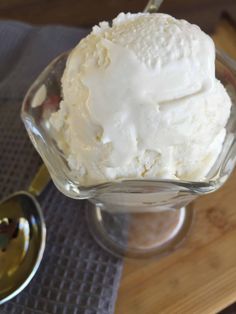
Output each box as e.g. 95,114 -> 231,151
0,21 -> 123,314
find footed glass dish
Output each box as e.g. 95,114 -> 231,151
21,50 -> 236,258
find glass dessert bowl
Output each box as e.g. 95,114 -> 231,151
21,50 -> 236,259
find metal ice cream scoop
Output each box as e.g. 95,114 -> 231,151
0,165 -> 50,304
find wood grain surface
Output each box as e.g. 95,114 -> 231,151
115,19 -> 236,314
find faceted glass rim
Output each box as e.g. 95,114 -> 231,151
21,49 -> 236,198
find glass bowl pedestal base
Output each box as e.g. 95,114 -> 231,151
86,202 -> 194,259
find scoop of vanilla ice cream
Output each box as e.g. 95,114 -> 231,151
50,13 -> 231,186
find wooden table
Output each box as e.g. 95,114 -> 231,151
115,19 -> 236,314
0,0 -> 235,33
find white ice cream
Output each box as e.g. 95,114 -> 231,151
50,13 -> 231,186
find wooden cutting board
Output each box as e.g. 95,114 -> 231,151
115,18 -> 236,314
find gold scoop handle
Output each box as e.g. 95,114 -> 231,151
144,0 -> 164,13
28,164 -> 51,197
